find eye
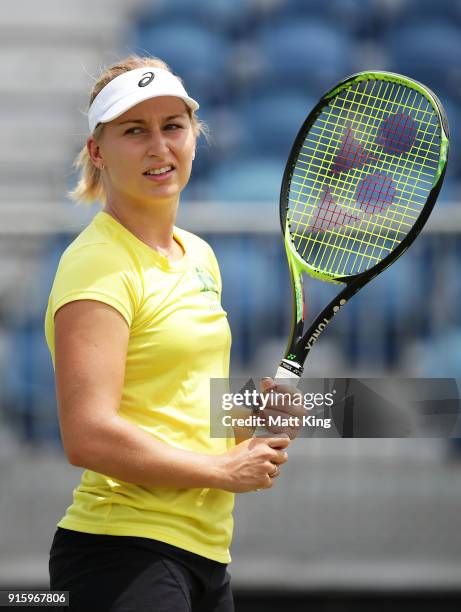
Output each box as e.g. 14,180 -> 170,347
164,123 -> 183,131
124,127 -> 143,135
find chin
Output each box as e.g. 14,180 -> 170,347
146,189 -> 179,206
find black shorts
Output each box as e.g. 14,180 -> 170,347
49,527 -> 234,612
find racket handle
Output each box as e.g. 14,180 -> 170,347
275,364 -> 301,381
275,358 -> 303,383
253,361 -> 301,437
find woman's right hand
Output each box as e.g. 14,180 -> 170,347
215,436 -> 290,493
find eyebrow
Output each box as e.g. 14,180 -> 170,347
117,114 -> 188,125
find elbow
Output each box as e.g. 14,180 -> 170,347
63,436 -> 96,468
60,421 -> 107,468
65,445 -> 88,467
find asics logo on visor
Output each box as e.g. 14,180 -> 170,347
138,71 -> 155,87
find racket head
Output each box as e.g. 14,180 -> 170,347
279,71 -> 449,374
281,70 -> 448,282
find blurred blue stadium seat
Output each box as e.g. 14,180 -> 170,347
197,104 -> 245,164
133,22 -> 231,102
236,91 -> 315,158
348,253 -> 423,366
254,19 -> 353,94
2,235 -> 72,442
209,235 -> 290,366
437,180 -> 461,206
387,23 -> 461,101
206,158 -> 284,203
416,329 -> 461,377
4,322 -> 58,442
395,0 -> 461,26
280,0 -> 376,37
134,0 -> 253,35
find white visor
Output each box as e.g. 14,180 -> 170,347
87,67 -> 199,133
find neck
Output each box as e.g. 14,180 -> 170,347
103,197 -> 179,253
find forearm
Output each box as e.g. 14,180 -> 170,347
68,415 -> 225,489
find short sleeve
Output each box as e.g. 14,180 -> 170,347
50,243 -> 141,326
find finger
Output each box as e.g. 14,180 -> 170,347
260,377 -> 275,392
270,450 -> 289,465
264,420 -> 301,437
278,450 -> 289,464
266,436 -> 290,449
268,430 -> 299,441
265,424 -> 293,435
268,464 -> 281,478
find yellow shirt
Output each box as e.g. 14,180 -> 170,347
44,211 -> 235,563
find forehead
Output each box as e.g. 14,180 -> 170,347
117,96 -> 189,122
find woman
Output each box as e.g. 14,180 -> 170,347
45,55 -> 292,611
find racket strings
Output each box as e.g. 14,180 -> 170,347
287,78 -> 442,276
305,101 -> 440,182
308,187 -> 360,233
377,112 -> 418,154
331,127 -> 374,173
298,85 -> 434,230
291,79 -> 403,266
296,85 -> 436,268
330,87 -> 436,274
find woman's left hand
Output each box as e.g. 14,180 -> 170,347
256,377 -> 305,439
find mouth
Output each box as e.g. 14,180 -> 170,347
143,165 -> 175,178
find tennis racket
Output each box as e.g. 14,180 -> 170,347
274,71 -> 449,381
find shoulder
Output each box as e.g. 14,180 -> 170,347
59,240 -> 131,270
52,215 -> 142,302
58,214 -> 136,273
49,217 -> 142,326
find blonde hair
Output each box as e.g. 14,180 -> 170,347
70,55 -> 205,205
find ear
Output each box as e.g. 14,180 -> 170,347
87,137 -> 105,170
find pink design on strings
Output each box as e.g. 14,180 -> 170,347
355,172 -> 396,214
376,113 -> 417,155
331,128 -> 373,174
308,187 -> 359,233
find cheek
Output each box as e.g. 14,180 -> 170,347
182,143 -> 196,170
182,147 -> 195,173
111,147 -> 141,176
180,133 -> 196,161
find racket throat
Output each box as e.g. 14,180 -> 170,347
305,316 -> 332,350
303,292 -> 350,355
290,285 -> 354,374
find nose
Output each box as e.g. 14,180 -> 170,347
146,128 -> 169,157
